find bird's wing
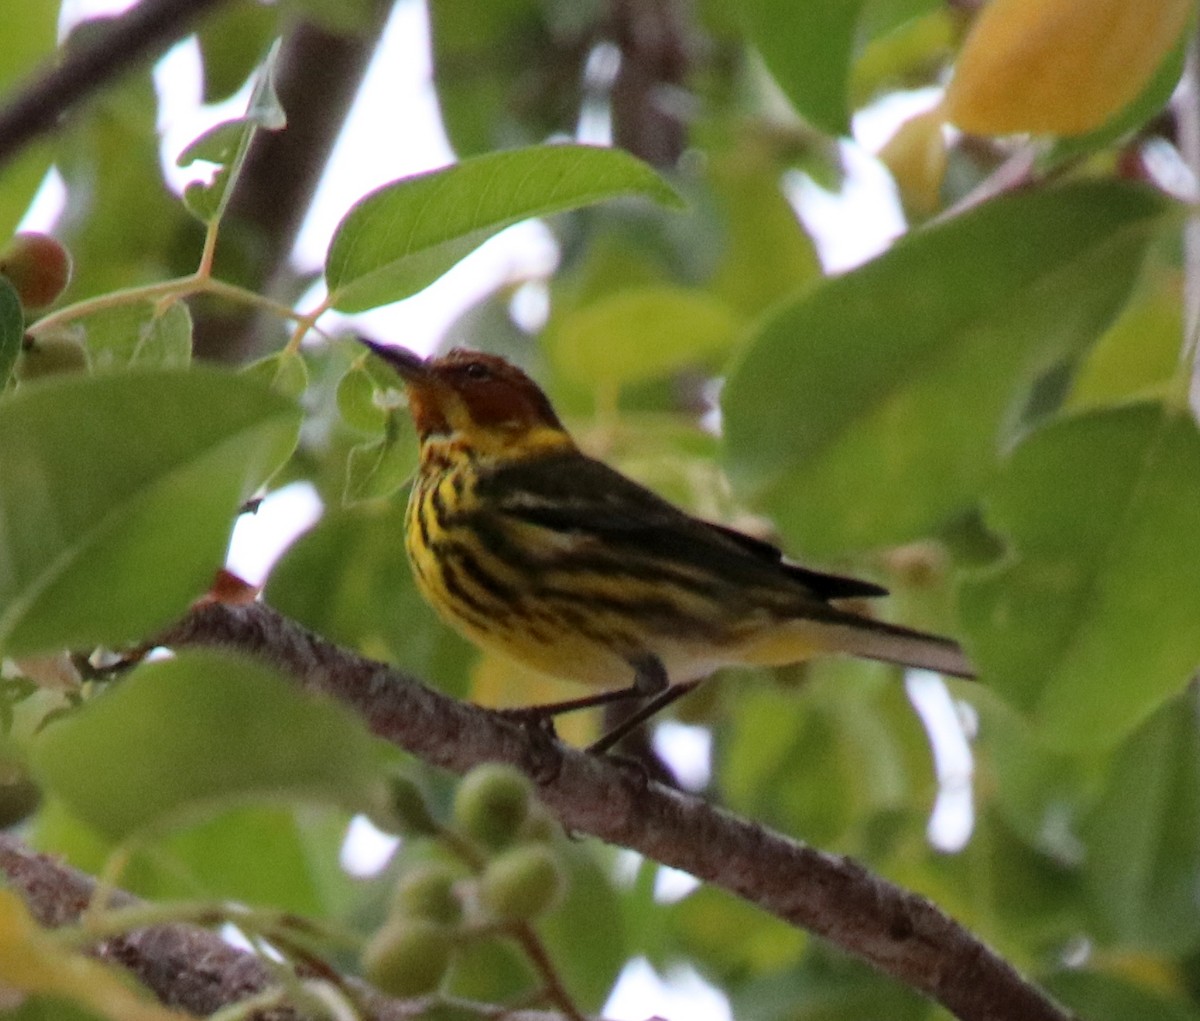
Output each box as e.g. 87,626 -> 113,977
478,451 -> 886,603
703,521 -> 887,600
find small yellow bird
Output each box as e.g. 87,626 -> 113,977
361,339 -> 973,751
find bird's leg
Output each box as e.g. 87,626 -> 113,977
494,654 -> 668,724
587,678 -> 701,756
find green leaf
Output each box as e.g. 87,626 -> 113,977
182,172 -> 228,224
0,146 -> 54,243
970,689 -> 1097,862
72,299 -> 192,371
176,41 -> 286,225
1081,700 -> 1200,952
740,0 -> 866,136
4,997 -> 111,1021
325,144 -> 685,313
548,286 -> 741,387
264,502 -> 476,698
161,806 -> 345,915
283,0 -> 378,33
1048,970 -> 1200,1021
344,414 -> 418,503
0,275 -> 22,388
428,0 -> 559,156
909,802 -> 1086,953
706,138 -> 822,315
852,7 -> 955,107
0,367 -> 300,657
337,362 -> 388,432
30,649 -> 388,839
177,120 -> 257,168
1066,274 -> 1182,412
34,796 -> 350,916
0,3 -> 56,94
722,181 -> 1169,556
241,349 -> 309,398
719,663 -> 932,849
0,0 -> 57,237
731,954 -> 930,1021
959,402 -> 1200,751
195,2 -> 279,103
54,73 -> 181,301
666,882 -> 805,977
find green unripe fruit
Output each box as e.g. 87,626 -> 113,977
0,232 -> 72,309
16,336 -> 87,380
479,844 -> 565,922
362,918 -> 454,998
379,774 -> 441,837
392,864 -> 463,925
453,764 -> 531,850
518,805 -> 558,844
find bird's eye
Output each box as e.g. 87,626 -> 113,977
464,362 -> 491,380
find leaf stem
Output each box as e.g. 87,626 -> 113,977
57,896 -> 359,952
196,216 -> 221,280
27,273 -> 317,340
508,921 -> 587,1021
286,294 -> 334,353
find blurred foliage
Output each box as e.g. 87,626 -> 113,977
2,0 -> 1200,1019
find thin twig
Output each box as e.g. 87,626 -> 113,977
0,0 -> 235,170
509,923 -> 587,1021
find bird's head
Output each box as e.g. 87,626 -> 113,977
359,339 -> 569,455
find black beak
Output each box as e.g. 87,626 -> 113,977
357,336 -> 429,382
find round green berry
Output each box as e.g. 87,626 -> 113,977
379,774 -> 441,837
392,864 -> 463,925
362,918 -> 454,998
479,844 -> 565,922
518,804 -> 558,844
453,763 -> 531,851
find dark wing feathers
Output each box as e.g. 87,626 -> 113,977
479,452 -> 887,604
703,521 -> 887,599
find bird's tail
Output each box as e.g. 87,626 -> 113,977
818,611 -> 975,678
742,610 -> 975,679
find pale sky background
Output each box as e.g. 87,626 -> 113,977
27,5 -> 968,1019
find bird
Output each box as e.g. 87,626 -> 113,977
359,337 -> 973,752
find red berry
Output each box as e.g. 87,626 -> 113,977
0,233 -> 72,309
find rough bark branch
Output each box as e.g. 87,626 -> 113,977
0,0 -> 234,170
149,600 -> 1077,1021
0,834 -> 567,1021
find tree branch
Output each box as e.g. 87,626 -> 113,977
155,601 -> 1077,1021
0,0 -> 235,170
0,834 -> 571,1021
606,0 -> 690,168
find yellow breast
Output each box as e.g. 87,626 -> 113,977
403,456 -> 635,688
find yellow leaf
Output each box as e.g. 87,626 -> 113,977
0,890 -> 192,1021
944,0 -> 1191,136
877,108 -> 948,216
